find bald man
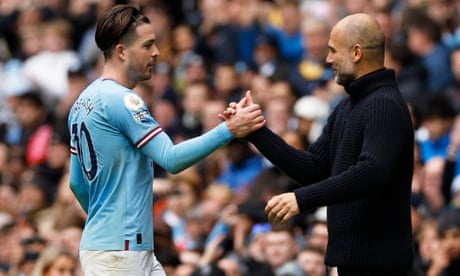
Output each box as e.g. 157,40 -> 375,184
236,13 -> 414,275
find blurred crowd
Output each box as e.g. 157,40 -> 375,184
1,0 -> 460,275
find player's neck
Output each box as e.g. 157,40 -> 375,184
101,64 -> 136,89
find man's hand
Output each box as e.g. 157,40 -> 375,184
223,91 -> 265,138
218,91 -> 250,121
265,192 -> 300,224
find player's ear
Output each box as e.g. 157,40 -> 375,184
115,43 -> 127,61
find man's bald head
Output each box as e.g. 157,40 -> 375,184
326,13 -> 386,86
333,13 -> 385,64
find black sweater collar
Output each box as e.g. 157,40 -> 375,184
344,68 -> 396,102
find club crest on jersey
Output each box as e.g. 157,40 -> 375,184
124,94 -> 144,111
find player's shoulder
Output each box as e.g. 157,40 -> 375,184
88,79 -> 133,106
96,78 -> 129,98
98,80 -> 148,114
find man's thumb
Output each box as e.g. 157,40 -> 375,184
245,90 -> 254,105
237,93 -> 248,108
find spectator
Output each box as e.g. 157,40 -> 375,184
446,47 -> 460,112
180,80 -> 210,138
17,170 -> 55,218
202,183 -> 234,209
404,8 -> 454,93
197,100 -> 229,185
426,208 -> 460,276
217,255 -> 244,276
265,0 -> 303,65
269,80 -> 298,113
421,157 -> 448,217
161,168 -> 202,252
201,99 -> 228,133
289,15 -> 333,97
297,245 -> 327,276
416,93 -> 457,161
213,62 -> 244,104
194,0 -> 240,67
449,176 -> 460,208
33,171 -> 85,242
151,98 -> 183,142
171,24 -> 198,93
217,139 -> 264,197
22,19 -> 81,108
226,0 -> 264,68
30,246 -> 77,276
292,94 -> 330,147
142,2 -> 175,64
183,53 -> 210,89
264,97 -> 295,136
8,221 -> 48,276
76,0 -> 114,71
252,32 -> 292,82
424,0 -> 460,49
16,24 -> 43,60
305,219 -> 329,254
249,73 -> 272,107
385,33 -> 428,105
280,130 -> 308,151
55,63 -> 90,121
148,61 -> 178,105
264,223 -> 303,275
411,219 -> 440,275
240,222 -> 274,276
0,58 -> 33,145
0,145 -> 27,188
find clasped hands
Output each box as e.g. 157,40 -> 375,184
220,91 -> 300,224
218,91 -> 265,138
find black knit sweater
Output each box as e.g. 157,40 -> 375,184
246,69 -> 414,270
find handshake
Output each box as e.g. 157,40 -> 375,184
218,92 -> 299,224
219,91 -> 266,138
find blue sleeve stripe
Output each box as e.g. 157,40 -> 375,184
136,126 -> 163,148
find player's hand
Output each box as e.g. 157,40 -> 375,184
265,192 -> 299,224
219,90 -> 253,121
224,91 -> 265,138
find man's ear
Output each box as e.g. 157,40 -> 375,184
351,44 -> 363,63
115,44 -> 127,61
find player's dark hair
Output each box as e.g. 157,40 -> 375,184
95,4 -> 150,58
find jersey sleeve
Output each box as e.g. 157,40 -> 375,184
140,122 -> 233,173
107,91 -> 234,173
69,151 -> 89,213
107,92 -> 162,144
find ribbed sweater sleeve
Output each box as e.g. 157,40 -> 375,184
245,125 -> 330,184
248,88 -> 412,212
296,90 -> 412,211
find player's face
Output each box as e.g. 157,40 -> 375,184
126,23 -> 160,82
326,29 -> 356,87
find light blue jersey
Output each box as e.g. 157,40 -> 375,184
68,78 -> 234,251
